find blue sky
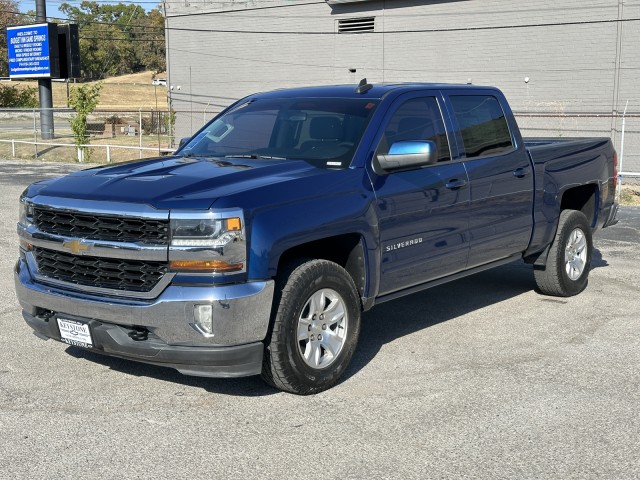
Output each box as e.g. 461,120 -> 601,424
19,0 -> 81,20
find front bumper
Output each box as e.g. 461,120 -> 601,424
15,258 -> 274,378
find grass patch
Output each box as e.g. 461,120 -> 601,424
3,71 -> 168,110
620,185 -> 640,206
0,129 -> 173,164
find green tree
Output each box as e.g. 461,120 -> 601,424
0,84 -> 38,107
59,2 -> 165,79
135,8 -> 166,74
68,81 -> 102,161
0,0 -> 23,77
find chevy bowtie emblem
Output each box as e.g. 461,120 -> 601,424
62,239 -> 92,254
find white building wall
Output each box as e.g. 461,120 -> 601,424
164,0 -> 639,174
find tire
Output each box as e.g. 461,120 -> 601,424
261,259 -> 361,395
534,209 -> 593,297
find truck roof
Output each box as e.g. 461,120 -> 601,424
252,82 -> 500,100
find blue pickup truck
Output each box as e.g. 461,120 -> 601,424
15,82 -> 619,394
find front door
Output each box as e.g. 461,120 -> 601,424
369,93 -> 470,296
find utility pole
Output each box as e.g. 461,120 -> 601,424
36,0 -> 54,139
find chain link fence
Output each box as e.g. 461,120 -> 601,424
0,108 -> 176,163
173,108 -> 640,179
1,108 -> 638,179
171,108 -> 219,143
515,112 -> 640,178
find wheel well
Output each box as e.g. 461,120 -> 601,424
560,184 -> 598,227
277,234 -> 366,300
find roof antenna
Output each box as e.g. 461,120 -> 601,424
355,78 -> 373,94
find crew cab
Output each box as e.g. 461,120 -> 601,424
15,81 -> 619,394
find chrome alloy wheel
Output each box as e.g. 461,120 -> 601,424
297,288 -> 348,369
564,227 -> 588,280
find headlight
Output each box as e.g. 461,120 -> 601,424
169,209 -> 246,274
171,217 -> 241,247
18,198 -> 33,227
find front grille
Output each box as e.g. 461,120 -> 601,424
34,247 -> 167,293
33,206 -> 169,245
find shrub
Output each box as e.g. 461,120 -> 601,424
0,84 -> 38,108
68,82 -> 103,161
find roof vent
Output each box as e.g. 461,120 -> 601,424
338,17 -> 375,34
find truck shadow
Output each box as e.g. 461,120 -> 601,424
591,247 -> 608,269
343,257 -> 601,382
346,247 -> 603,379
64,254 -> 608,397
65,346 -> 276,397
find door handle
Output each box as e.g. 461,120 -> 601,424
445,179 -> 467,190
513,167 -> 530,178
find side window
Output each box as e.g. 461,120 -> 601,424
449,95 -> 514,159
376,97 -> 451,163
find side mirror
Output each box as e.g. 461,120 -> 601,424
377,141 -> 438,172
178,136 -> 191,149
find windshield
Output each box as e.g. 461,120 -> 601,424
179,97 -> 379,168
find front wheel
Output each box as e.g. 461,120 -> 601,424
261,259 -> 361,395
534,209 -> 593,297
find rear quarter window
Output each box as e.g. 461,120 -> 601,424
450,95 -> 514,159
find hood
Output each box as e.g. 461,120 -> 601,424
28,156 -> 325,210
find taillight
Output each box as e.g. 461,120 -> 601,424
613,150 -> 618,188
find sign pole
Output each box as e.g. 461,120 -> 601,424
36,0 -> 54,139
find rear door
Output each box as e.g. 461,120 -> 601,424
444,91 -> 534,268
368,91 -> 470,296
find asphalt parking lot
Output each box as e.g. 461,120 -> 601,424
0,159 -> 638,479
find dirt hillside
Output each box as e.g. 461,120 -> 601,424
6,71 -> 168,110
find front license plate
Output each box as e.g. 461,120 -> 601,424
57,318 -> 93,348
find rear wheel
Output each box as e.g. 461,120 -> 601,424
261,259 -> 361,395
534,209 -> 593,297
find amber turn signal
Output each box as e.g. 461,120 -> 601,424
226,217 -> 241,231
170,260 -> 243,272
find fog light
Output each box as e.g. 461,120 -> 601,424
194,304 -> 213,335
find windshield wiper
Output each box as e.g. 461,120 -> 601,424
181,152 -> 220,158
224,154 -> 287,160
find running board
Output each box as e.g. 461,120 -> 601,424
374,254 -> 523,306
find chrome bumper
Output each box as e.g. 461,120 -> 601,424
14,258 -> 275,377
